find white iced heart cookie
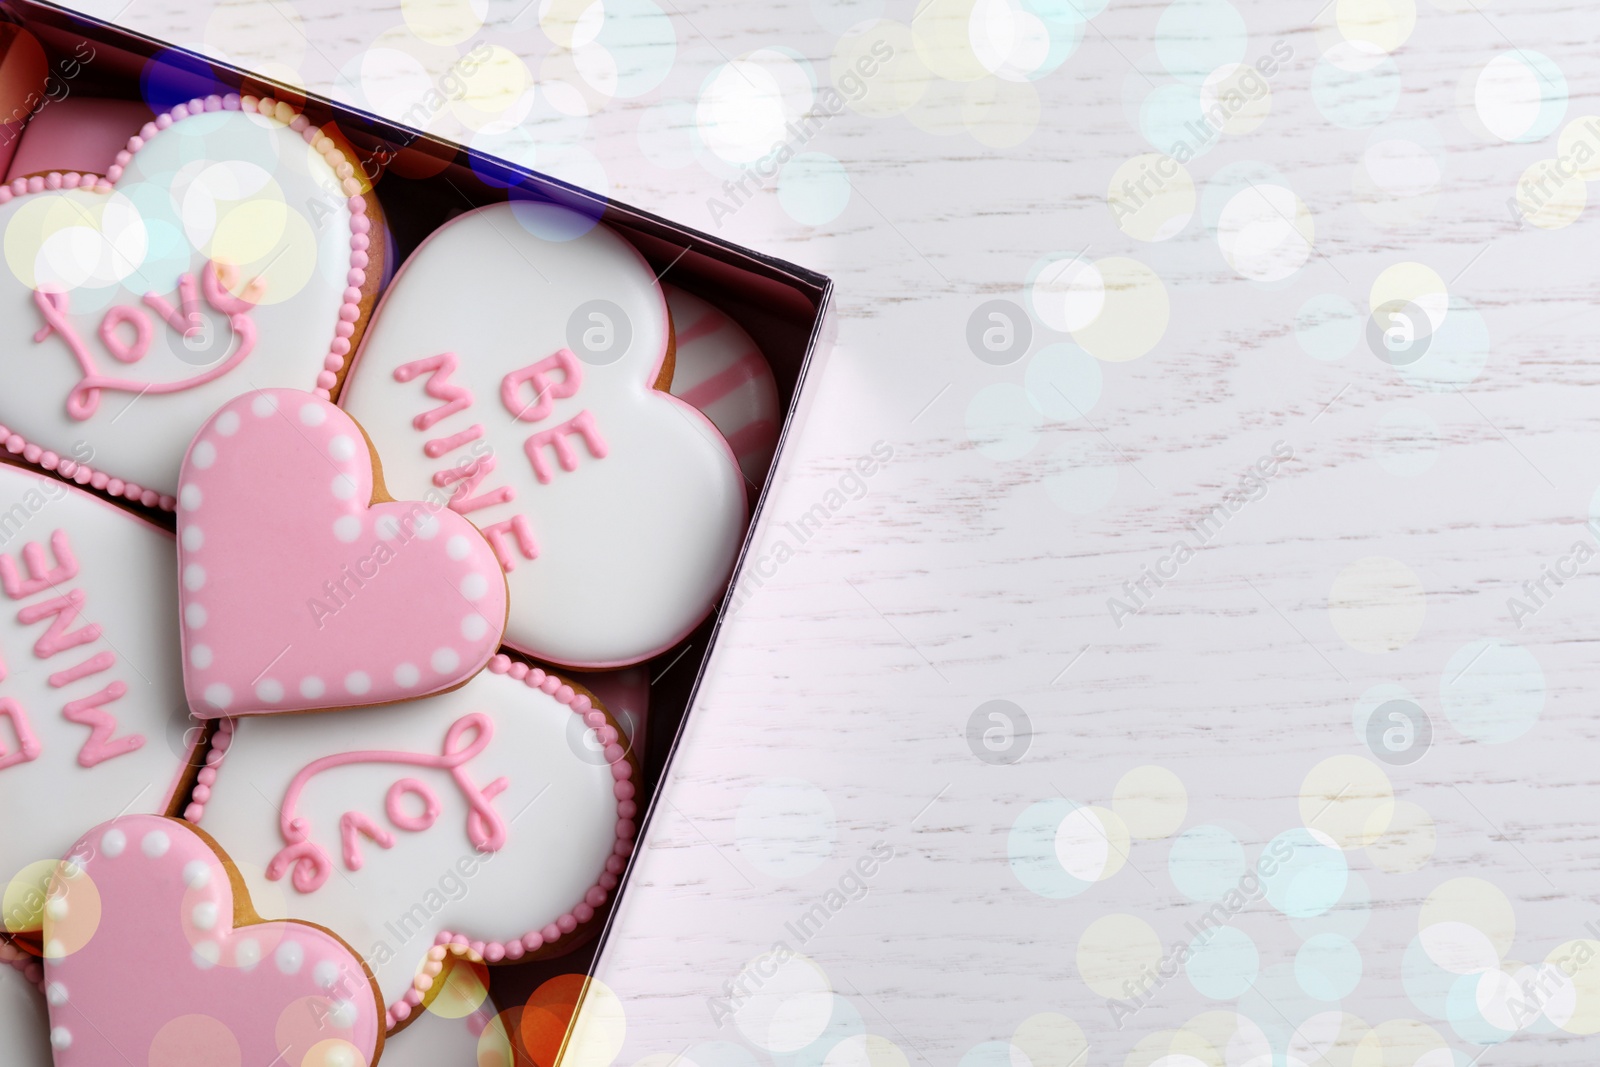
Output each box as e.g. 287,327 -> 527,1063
0,93 -> 380,508
189,656 -> 638,1030
0,464 -> 197,934
340,204 -> 746,668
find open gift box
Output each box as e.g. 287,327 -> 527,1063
0,1 -> 833,1060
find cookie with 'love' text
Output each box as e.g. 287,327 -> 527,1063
0,93 -> 384,508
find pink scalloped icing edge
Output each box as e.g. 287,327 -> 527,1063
0,92 -> 372,512
184,654 -> 638,1033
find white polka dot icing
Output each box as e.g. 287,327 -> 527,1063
0,94 -> 381,508
41,814 -> 382,1065
339,203 -> 747,668
0,465 -> 197,936
192,659 -> 636,1028
176,389 -> 509,719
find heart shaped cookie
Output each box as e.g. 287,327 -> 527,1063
0,463 -> 199,936
339,203 -> 747,668
0,93 -> 381,508
43,814 -> 384,1066
190,656 -> 637,1029
176,388 -> 509,718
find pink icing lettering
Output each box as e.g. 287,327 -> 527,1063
18,589 -> 101,658
386,778 -> 441,832
62,681 -> 141,767
0,529 -> 79,600
48,649 -> 116,688
142,270 -> 202,335
500,349 -> 583,423
434,455 -> 514,516
523,410 -> 608,483
34,262 -> 262,421
0,697 -> 42,772
339,811 -> 395,872
267,713 -> 511,894
424,424 -> 484,459
98,305 -> 152,364
394,352 -> 474,431
483,515 -> 539,571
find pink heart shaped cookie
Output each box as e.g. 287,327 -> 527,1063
177,388 -> 509,718
42,814 -> 384,1066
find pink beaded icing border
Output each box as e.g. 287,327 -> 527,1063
0,92 -> 373,512
183,655 -> 637,1033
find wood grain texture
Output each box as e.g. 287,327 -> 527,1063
48,0 -> 1600,1061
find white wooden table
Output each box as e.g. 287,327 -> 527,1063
56,0 -> 1600,1063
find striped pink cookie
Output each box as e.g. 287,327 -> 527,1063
665,286 -> 781,491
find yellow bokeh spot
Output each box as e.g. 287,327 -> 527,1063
1056,805 -> 1131,882
1558,116 -> 1600,181
302,1038 -> 368,1067
831,21 -> 929,118
565,977 -> 627,1067
1328,556 -> 1426,654
1545,940 -> 1600,1033
1367,800 -> 1435,874
541,0 -> 604,49
4,858 -> 60,933
212,199 -> 291,267
1350,1018 -> 1446,1067
1336,0 -> 1417,52
962,77 -> 1040,148
402,0 -> 487,46
234,209 -> 318,307
1108,154 -> 1195,242
1077,913 -> 1161,999
1515,157 -> 1588,230
1013,1014 -> 1087,1067
451,46 -> 534,130
1071,257 -> 1169,363
427,957 -> 491,1019
1112,765 -> 1188,839
40,859 -> 100,958
478,1011 -> 521,1067
1299,754 -> 1394,850
912,0 -> 989,82
1420,877 -> 1516,958
1286,1011 -> 1370,1067
1369,262 -> 1447,329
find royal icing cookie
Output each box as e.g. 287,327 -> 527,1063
0,93 -> 383,508
0,960 -> 50,1067
583,666 -> 649,761
665,285 -> 782,491
175,388 -> 509,718
339,204 -> 747,668
190,656 -> 638,1029
378,955 -> 498,1065
43,814 -> 384,1066
0,463 -> 196,935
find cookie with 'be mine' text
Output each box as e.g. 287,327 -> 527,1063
339,203 -> 747,668
0,463 -> 198,937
